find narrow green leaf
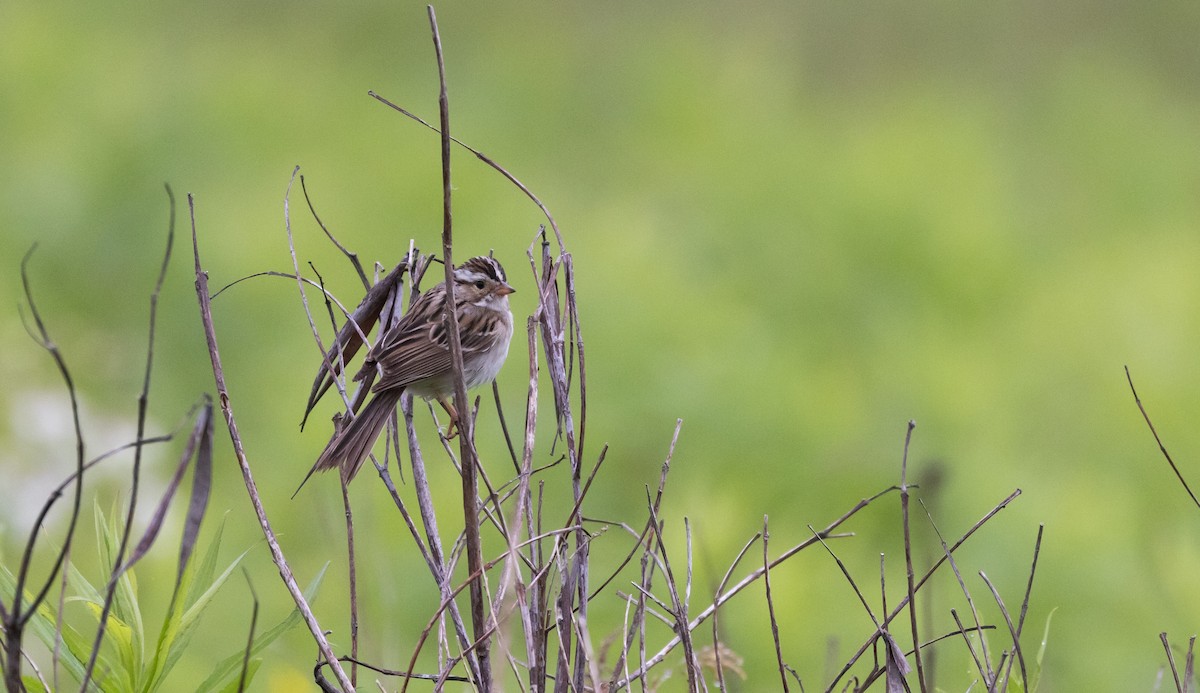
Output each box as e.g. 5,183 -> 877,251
180,546 -> 254,628
90,502 -> 145,691
66,560 -> 102,605
1029,607 -> 1056,693
144,518 -> 228,693
157,545 -> 254,684
84,601 -> 137,692
0,565 -> 87,681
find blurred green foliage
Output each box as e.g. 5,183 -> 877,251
3,1 -> 1200,690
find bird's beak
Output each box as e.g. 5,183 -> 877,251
497,283 -> 516,296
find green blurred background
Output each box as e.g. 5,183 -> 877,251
3,1 -> 1200,690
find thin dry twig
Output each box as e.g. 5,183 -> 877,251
646,496 -> 698,692
898,421 -> 925,693
1125,366 -> 1200,511
426,6 -> 493,688
1162,633 -> 1184,693
237,570 -> 261,693
87,185 -> 178,675
828,488 -> 1021,692
299,173 -> 370,290
763,517 -> 789,692
4,245 -> 89,693
189,194 -> 353,692
710,531 -> 761,691
614,486 -> 899,690
979,572 -> 1023,693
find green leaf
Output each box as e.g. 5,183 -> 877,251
142,517 -> 228,693
67,553 -> 103,606
84,601 -> 136,693
0,563 -> 89,684
157,544 -> 255,687
90,502 -> 143,691
107,506 -> 147,679
1029,607 -> 1056,693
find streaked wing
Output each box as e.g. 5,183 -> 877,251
371,290 -> 503,392
371,284 -> 448,390
459,304 -> 508,354
373,322 -> 452,391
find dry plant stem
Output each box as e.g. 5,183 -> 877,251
285,167 -> 329,366
812,525 -> 908,691
299,173 -> 370,290
402,397 -> 481,684
563,258 -> 586,464
425,8 -> 492,689
1161,633 -> 1185,693
710,531 -> 762,691
613,487 -> 898,690
828,489 -> 1022,693
364,94 -> 564,250
898,420 -> 926,693
1189,637 -> 1198,693
949,609 -> 986,685
993,524 -> 1044,691
684,519 -> 693,615
530,238 -> 589,692
610,426 -> 683,691
993,654 -> 1010,690
628,584 -> 674,620
562,259 -> 591,689
1014,524 -> 1044,643
238,572 -> 260,693
514,315 -> 546,691
18,650 -> 49,693
762,517 -> 789,692
188,195 -> 353,692
918,499 -> 992,685
4,247 -> 88,693
922,616 -> 992,655
610,526 -> 656,693
1125,366 -> 1200,510
337,658 -> 469,684
340,479 -> 358,688
646,499 -> 698,692
402,528 -> 575,693
979,572 -> 1022,693
284,170 -> 370,420
85,186 -> 176,685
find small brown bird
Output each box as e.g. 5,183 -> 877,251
309,255 -> 514,482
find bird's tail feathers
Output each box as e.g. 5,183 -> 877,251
294,390 -> 402,497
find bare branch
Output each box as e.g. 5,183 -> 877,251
189,194 -> 353,692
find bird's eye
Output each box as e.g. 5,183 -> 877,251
475,280 -> 485,289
